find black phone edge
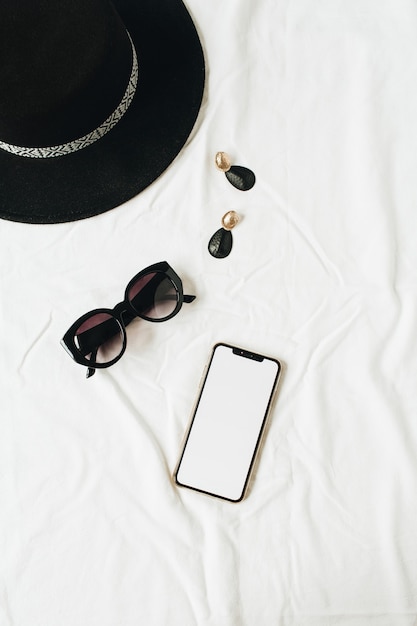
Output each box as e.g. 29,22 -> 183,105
173,341 -> 282,502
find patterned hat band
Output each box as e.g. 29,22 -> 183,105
0,31 -> 138,159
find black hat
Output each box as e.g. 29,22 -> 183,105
0,0 -> 205,223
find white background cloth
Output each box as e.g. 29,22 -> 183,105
1,0 -> 417,624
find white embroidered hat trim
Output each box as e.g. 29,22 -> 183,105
0,31 -> 138,159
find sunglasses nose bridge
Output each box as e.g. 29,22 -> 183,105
113,300 -> 138,329
113,300 -> 129,317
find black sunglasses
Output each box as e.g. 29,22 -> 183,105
61,261 -> 196,378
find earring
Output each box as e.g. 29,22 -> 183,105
208,210 -> 240,259
215,151 -> 256,191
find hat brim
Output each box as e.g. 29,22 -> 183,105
0,0 -> 205,224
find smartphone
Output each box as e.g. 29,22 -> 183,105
174,343 -> 281,502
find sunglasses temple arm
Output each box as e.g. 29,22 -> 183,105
184,295 -> 196,303
86,347 -> 98,379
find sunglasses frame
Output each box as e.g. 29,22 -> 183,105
61,261 -> 195,377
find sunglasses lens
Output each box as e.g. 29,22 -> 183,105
74,313 -> 123,364
127,271 -> 179,320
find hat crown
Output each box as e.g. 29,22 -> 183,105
0,0 -> 133,147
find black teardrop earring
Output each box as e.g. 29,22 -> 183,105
215,152 -> 256,191
208,210 -> 240,259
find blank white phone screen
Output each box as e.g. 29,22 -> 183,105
175,344 -> 280,501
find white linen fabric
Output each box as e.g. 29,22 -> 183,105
1,1 -> 417,624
